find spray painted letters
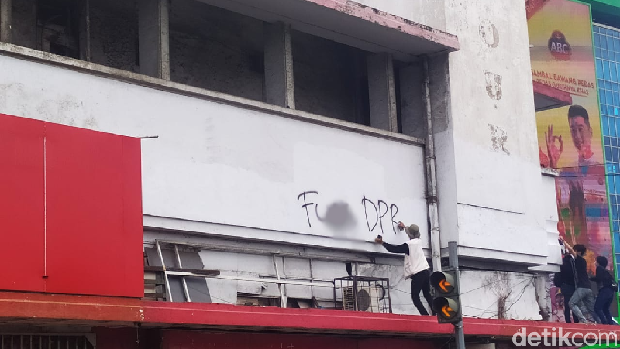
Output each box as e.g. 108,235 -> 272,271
297,191 -> 399,235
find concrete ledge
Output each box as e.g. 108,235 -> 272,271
297,0 -> 459,51
0,43 -> 425,147
456,246 -> 548,269
144,216 -> 433,259
196,0 -> 459,60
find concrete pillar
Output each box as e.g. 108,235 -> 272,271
534,273 -> 551,321
79,0 -> 91,61
0,0 -> 12,43
263,22 -> 295,109
367,53 -> 398,132
139,0 -> 170,79
399,63 -> 426,139
426,53 -> 459,247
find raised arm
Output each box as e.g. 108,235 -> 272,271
559,237 -> 576,257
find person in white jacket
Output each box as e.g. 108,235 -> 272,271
375,221 -> 434,316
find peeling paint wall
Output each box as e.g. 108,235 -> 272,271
435,0 -> 558,267
426,0 -> 559,320
169,0 -> 265,102
351,0 -> 446,32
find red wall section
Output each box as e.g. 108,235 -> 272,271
0,115 -> 45,292
95,328 -> 161,349
0,114 -> 143,298
159,331 -> 438,349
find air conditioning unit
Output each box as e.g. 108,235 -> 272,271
342,284 -> 385,312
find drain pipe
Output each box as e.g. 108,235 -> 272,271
422,55 -> 442,272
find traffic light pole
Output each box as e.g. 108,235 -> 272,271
449,241 -> 465,349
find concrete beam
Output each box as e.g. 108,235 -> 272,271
139,0 -> 170,79
367,53 -> 398,132
194,0 -> 459,61
263,22 -> 295,109
0,0 -> 12,43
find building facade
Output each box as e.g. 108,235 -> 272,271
1,0 -> 618,347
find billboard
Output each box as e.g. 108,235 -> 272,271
527,0 -> 612,322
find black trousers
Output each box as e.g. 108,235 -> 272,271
560,284 -> 579,323
411,269 -> 434,316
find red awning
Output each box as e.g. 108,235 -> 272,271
0,291 -> 617,342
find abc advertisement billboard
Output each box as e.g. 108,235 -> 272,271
527,0 -> 613,322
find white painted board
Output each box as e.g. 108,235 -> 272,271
0,54 -> 427,248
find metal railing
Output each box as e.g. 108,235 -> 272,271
0,335 -> 93,349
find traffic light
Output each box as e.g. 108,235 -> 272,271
430,269 -> 462,324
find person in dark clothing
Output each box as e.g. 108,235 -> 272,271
559,253 -> 579,323
375,222 -> 434,316
560,238 -> 601,323
592,256 -> 616,325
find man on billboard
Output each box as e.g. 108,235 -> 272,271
568,105 -> 595,167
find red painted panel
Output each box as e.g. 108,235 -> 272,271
160,330 -> 436,349
95,328 -> 161,349
0,114 -> 45,292
45,123 -> 143,297
359,338 -> 438,349
121,137 -> 144,294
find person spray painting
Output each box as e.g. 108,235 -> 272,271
374,222 -> 434,316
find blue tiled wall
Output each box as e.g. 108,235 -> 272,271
594,24 -> 620,278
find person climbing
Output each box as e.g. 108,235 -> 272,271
591,256 -> 617,325
554,246 -> 579,323
374,222 -> 434,316
559,237 -> 600,323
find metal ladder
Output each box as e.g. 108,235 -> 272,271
155,240 -> 191,302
